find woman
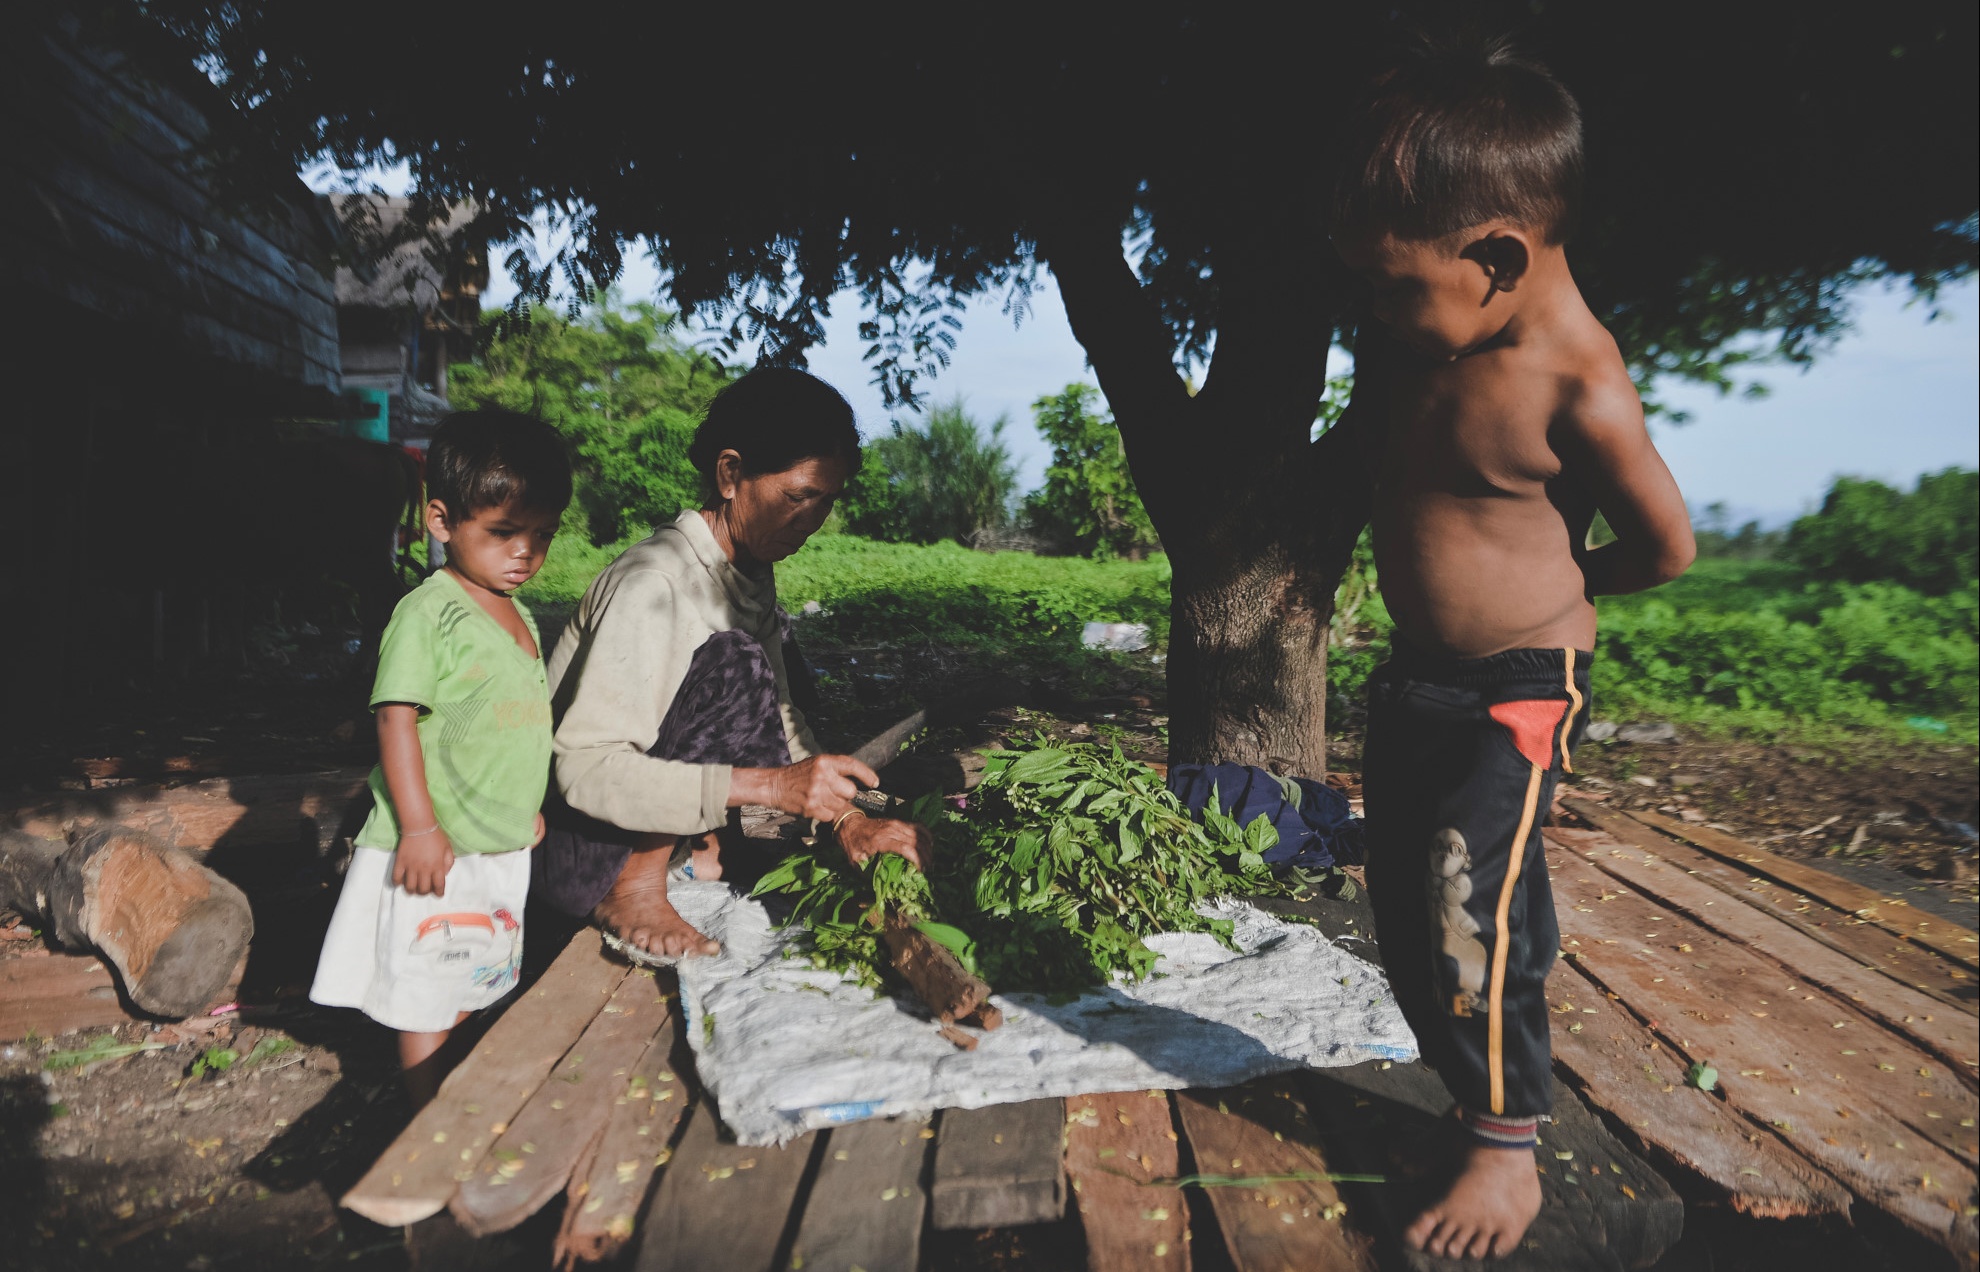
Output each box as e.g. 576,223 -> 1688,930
537,368 -> 930,962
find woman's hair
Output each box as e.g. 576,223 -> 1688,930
1330,36 -> 1583,246
427,409 -> 573,520
688,367 -> 862,499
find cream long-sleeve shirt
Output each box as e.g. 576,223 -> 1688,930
547,509 -> 819,835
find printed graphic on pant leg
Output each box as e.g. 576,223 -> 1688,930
1428,828 -> 1489,1017
408,909 -> 522,994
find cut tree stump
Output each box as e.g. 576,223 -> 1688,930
553,994 -> 689,1269
3,768 -> 370,855
1551,825 -> 1979,1074
1620,807 -> 1980,971
786,1115 -> 933,1272
1301,1060 -> 1682,1272
629,1101 -> 819,1272
1064,1090 -> 1191,1271
1550,843 -> 1978,1255
1544,951 -> 1852,1220
0,949 -> 244,1041
1173,1077 -> 1374,1271
452,967 -> 674,1235
1568,800 -> 1978,1012
342,929 -> 628,1227
931,1100 -> 1068,1229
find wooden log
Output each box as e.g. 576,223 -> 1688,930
553,996 -> 689,1268
1064,1090 -> 1192,1271
931,1100 -> 1068,1229
1544,952 -> 1852,1219
1550,844 -> 1978,1254
882,914 -> 994,1024
342,929 -> 628,1227
1618,806 -> 1979,970
451,968 -> 675,1235
629,1102 -> 819,1272
1300,1060 -> 1683,1272
3,769 -> 371,857
1172,1078 -> 1374,1272
0,949 -> 244,1042
1550,826 -> 1979,1074
786,1115 -> 933,1272
1568,800 -> 1978,1013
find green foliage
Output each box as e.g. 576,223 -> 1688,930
43,1035 -> 166,1071
754,740 -> 1285,994
1785,468 -> 1978,593
1023,384 -> 1160,559
840,401 -> 1018,545
1692,503 -> 1786,561
450,301 -> 735,545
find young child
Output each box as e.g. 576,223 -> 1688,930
1330,41 -> 1696,1259
311,410 -> 572,1106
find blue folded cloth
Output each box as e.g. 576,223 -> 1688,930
1166,762 -> 1365,872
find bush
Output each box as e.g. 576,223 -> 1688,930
840,401 -> 1019,545
1022,384 -> 1160,559
1785,468 -> 1978,593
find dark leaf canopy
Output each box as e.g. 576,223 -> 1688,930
120,1 -> 1977,405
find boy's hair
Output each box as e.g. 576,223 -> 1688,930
687,367 -> 862,500
1331,37 -> 1583,246
426,410 -> 573,520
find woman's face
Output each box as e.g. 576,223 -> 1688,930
713,451 -> 852,564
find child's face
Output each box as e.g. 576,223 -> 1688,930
1335,228 -> 1524,360
429,498 -> 561,595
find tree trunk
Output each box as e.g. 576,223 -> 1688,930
1044,217 -> 1375,775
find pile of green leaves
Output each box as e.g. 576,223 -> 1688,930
753,740 -> 1286,996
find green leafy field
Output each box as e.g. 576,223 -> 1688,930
522,531 -> 1977,743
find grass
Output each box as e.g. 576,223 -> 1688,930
520,531 -> 1977,744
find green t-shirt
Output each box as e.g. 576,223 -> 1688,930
354,570 -> 552,856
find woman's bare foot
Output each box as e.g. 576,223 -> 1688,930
686,831 -> 723,882
593,839 -> 720,959
1405,1137 -> 1542,1260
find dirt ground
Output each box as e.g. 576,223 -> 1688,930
2,622 -> 1974,1270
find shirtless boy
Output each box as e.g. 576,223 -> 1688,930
1330,41 -> 1696,1259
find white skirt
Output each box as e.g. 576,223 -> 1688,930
310,845 -> 530,1033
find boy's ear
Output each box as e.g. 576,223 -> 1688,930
424,499 -> 454,542
1463,228 -> 1532,295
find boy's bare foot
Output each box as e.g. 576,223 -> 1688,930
1405,1136 -> 1542,1260
593,840 -> 720,959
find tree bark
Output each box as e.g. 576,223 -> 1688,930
1043,215 -> 1375,775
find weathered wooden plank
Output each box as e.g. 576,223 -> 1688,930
1175,1078 -> 1377,1271
554,996 -> 688,1267
931,1100 -> 1068,1229
1544,953 -> 1852,1219
0,949 -> 244,1041
452,968 -> 674,1235
342,929 -> 629,1227
3,769 -> 370,856
1568,801 -> 1978,1013
1551,825 -> 1979,1074
1550,844 -> 1978,1253
787,1115 -> 933,1272
1064,1090 -> 1192,1271
1301,1060 -> 1682,1272
1617,806 -> 1980,970
630,1102 -> 818,1272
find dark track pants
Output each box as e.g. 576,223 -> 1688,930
1363,644 -> 1591,1120
534,629 -> 793,917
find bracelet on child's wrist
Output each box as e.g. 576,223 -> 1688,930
402,824 -> 442,838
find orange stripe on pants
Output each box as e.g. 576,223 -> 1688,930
1487,763 -> 1545,1114
1559,649 -> 1582,774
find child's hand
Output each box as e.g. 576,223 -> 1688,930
393,827 -> 454,896
529,811 -> 546,849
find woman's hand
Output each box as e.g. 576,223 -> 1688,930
732,755 -> 881,822
837,813 -> 932,870
393,826 -> 455,896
